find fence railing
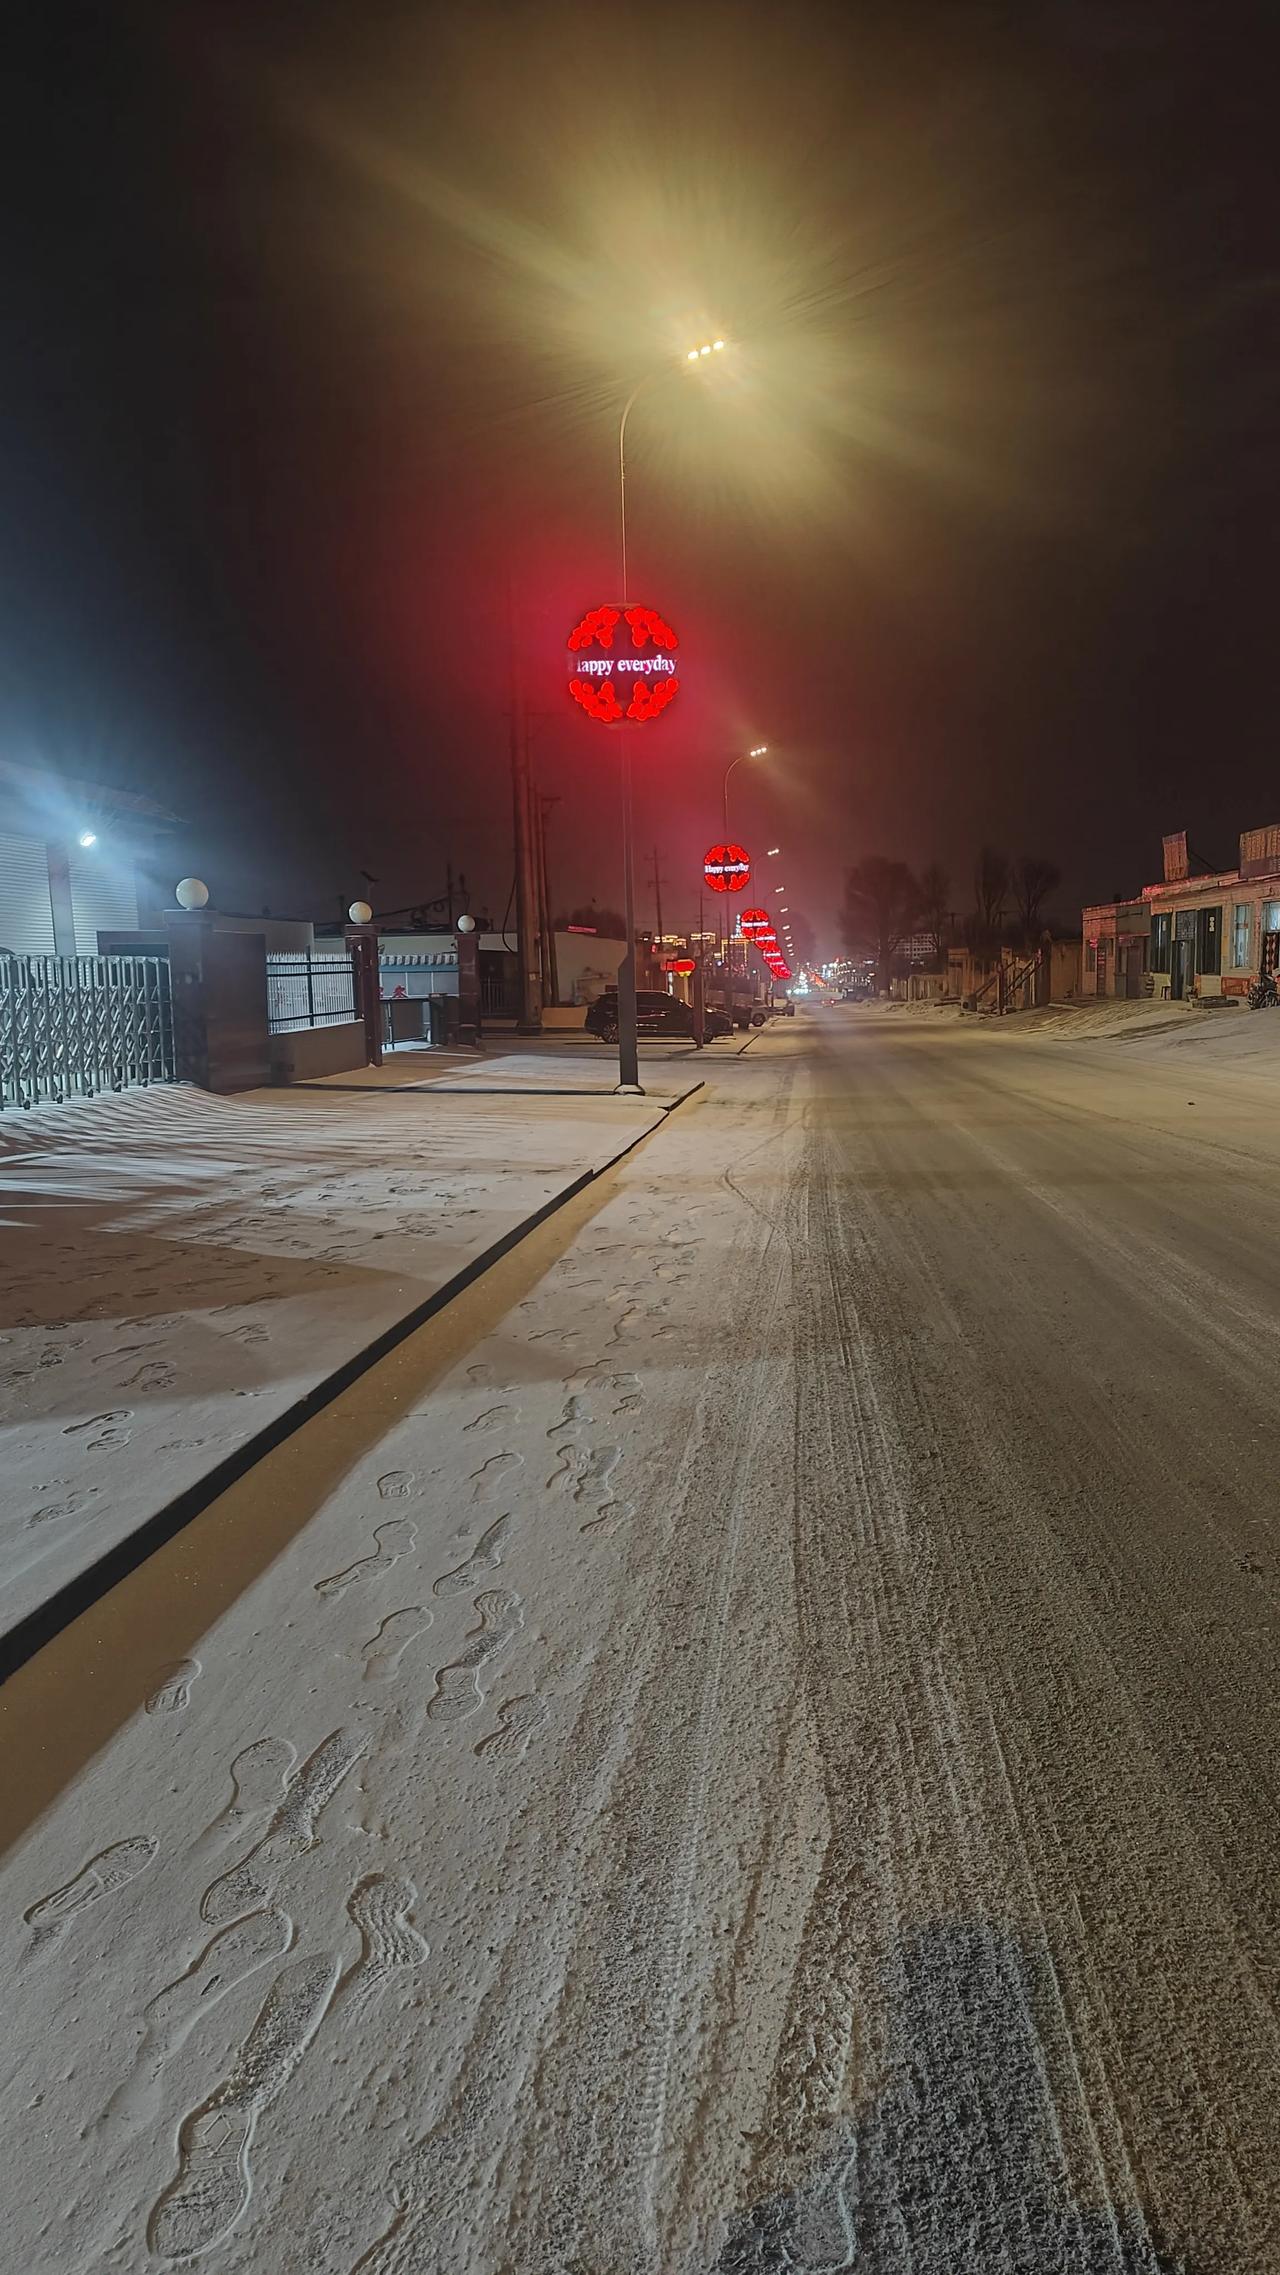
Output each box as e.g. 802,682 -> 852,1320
266,951 -> 357,1035
1,953 -> 174,1111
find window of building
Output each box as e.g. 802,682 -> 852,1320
1195,906 -> 1221,975
1232,903 -> 1252,969
1149,912 -> 1172,971
1085,944 -> 1095,973
1263,900 -> 1280,936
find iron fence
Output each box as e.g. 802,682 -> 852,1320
1,953 -> 174,1111
266,950 -> 358,1034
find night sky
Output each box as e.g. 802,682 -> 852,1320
3,0 -> 1277,951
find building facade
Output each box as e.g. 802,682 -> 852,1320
1080,899 -> 1150,999
1083,825 -> 1280,1003
0,760 -> 171,958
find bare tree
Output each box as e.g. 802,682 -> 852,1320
972,845 -> 1011,948
1010,856 -> 1062,946
841,858 -> 921,995
919,862 -> 951,967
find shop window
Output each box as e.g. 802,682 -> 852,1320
1149,912 -> 1172,971
1232,903 -> 1252,968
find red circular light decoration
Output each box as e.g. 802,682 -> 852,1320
567,603 -> 680,726
703,844 -> 751,894
740,907 -> 771,937
665,957 -> 697,975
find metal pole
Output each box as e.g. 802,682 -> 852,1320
652,845 -> 664,945
616,735 -> 642,1091
614,384 -> 646,1094
618,385 -> 644,608
534,783 -> 553,1006
540,795 -> 560,1007
509,631 -> 542,1036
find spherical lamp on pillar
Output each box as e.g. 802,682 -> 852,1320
175,878 -> 209,911
348,900 -> 373,925
455,914 -> 481,1047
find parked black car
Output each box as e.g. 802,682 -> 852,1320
584,989 -> 694,1042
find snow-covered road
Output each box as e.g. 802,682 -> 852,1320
2,1013 -> 1277,2272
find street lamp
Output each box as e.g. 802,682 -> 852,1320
719,743 -> 766,977
721,745 -> 768,845
611,339 -> 730,1094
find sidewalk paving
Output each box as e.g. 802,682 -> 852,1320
0,1067 -> 698,1669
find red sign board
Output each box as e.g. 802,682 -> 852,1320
704,844 -> 751,894
665,958 -> 697,975
567,604 -> 680,725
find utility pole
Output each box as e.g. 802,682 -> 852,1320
509,619 -> 542,1035
648,845 -> 666,945
537,792 -> 560,1007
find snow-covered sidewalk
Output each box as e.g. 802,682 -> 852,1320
0,1072 -> 694,1663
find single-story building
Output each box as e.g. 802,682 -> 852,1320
1080,898 -> 1150,999
0,759 -> 173,957
1084,825 -> 1280,1003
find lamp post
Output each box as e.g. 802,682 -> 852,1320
611,339 -> 727,1094
720,744 -> 767,979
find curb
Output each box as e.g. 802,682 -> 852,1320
0,1083 -> 702,1684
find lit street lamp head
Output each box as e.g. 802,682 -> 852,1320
685,340 -> 728,363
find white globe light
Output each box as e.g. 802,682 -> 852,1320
175,878 -> 209,911
348,900 -> 373,925
457,913 -> 477,934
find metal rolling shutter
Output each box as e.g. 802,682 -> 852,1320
69,852 -> 139,954
0,831 -> 56,955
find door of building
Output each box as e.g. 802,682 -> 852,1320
1123,942 -> 1143,999
1171,911 -> 1196,999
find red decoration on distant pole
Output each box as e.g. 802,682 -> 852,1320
567,603 -> 681,725
740,907 -> 771,937
665,957 -> 697,975
703,844 -> 751,893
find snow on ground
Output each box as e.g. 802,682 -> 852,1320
0,1075 -> 688,1651
1,1014 -> 1276,2273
